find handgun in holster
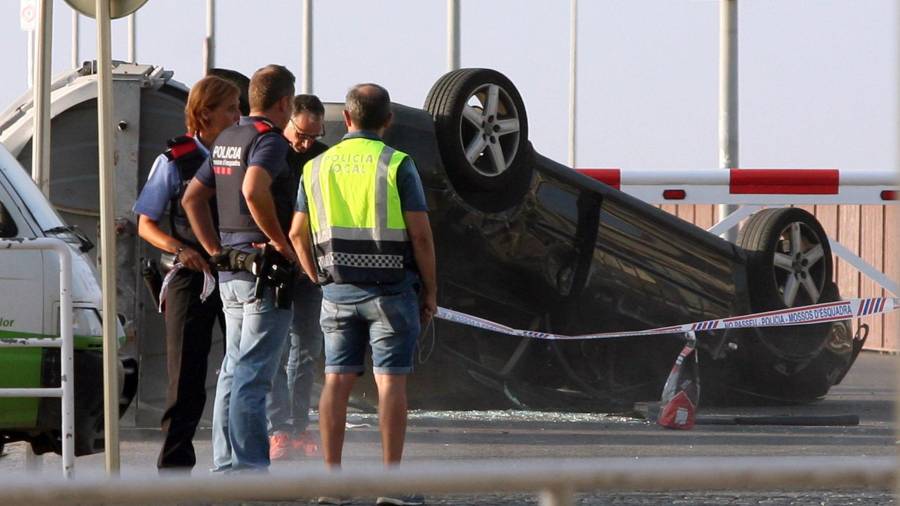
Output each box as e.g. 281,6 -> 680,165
209,245 -> 295,309
140,257 -> 163,309
253,244 -> 296,310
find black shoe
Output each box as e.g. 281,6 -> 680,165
375,494 -> 425,505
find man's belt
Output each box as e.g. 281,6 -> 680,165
210,245 -> 296,309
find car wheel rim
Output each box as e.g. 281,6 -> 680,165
772,221 -> 827,306
459,83 -> 522,177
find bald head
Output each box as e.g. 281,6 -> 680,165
345,83 -> 392,131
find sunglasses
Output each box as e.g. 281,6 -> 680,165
290,117 -> 325,142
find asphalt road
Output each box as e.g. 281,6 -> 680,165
0,352 -> 896,505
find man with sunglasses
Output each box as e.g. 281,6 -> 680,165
266,94 -> 329,460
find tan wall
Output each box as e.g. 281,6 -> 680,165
662,204 -> 897,351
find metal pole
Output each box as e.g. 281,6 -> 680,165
567,0 -> 578,168
895,10 -> 900,497
126,13 -> 136,63
55,240 -> 75,479
32,0 -> 52,197
447,0 -> 460,71
58,242 -> 74,479
301,0 -> 313,93
26,30 -> 34,88
71,11 -> 79,68
96,0 -> 120,476
718,0 -> 739,241
0,457 -> 896,504
204,0 -> 215,71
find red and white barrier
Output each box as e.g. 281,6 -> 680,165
576,168 -> 898,205
575,166 -> 899,297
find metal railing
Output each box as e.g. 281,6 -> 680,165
0,456 -> 893,505
0,238 -> 74,478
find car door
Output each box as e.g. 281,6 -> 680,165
0,175 -> 46,428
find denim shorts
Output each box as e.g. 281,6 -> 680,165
320,289 -> 420,375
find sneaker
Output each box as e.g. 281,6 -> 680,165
291,431 -> 320,457
268,432 -> 292,461
375,494 -> 425,505
317,497 -> 351,505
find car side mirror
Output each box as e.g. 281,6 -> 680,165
0,202 -> 18,238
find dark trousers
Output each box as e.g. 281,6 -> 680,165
158,269 -> 222,469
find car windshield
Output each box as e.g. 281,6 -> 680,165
0,147 -> 70,232
43,224 -> 94,252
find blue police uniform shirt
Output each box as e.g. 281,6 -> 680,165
296,130 -> 428,303
133,137 -> 209,221
195,116 -> 290,282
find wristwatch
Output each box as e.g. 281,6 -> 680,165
174,245 -> 186,262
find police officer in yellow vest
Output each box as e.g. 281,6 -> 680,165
290,83 -> 435,505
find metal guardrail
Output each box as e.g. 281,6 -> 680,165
0,456 -> 893,505
0,238 -> 74,478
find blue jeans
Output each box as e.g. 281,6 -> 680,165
266,279 -> 323,434
211,278 -> 291,471
320,289 -> 420,375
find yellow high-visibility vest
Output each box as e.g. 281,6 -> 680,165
303,137 -> 412,284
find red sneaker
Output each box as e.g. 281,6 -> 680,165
291,431 -> 320,457
269,432 -> 292,461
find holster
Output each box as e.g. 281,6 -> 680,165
253,245 -> 296,310
140,257 -> 163,309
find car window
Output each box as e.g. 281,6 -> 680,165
536,183 -> 578,223
0,148 -> 67,232
0,201 -> 17,237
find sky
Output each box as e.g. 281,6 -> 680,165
0,0 -> 896,171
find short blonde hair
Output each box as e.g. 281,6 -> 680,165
249,65 -> 295,112
184,75 -> 241,134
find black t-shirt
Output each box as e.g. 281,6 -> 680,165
286,140 -> 329,207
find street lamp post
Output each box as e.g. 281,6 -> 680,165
63,0 -> 149,476
718,0 -> 739,241
447,0 -> 460,71
301,0 -> 313,93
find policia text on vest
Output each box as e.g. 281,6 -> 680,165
304,137 -> 416,285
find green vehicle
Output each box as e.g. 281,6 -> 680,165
0,144 -> 137,456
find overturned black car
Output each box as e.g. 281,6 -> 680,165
0,63 -> 859,419
325,69 -> 860,410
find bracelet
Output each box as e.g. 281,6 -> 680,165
174,246 -> 185,262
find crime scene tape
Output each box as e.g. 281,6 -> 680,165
434,297 -> 900,341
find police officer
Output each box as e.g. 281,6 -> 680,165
289,83 -> 436,506
132,75 -> 241,471
266,94 -> 328,460
182,64 -> 298,472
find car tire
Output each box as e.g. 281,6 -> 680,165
737,282 -> 853,403
733,208 -> 852,402
424,68 -> 532,196
737,207 -> 833,313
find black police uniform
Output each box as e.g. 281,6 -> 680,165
152,136 -> 224,470
212,118 -> 295,238
266,140 -> 328,434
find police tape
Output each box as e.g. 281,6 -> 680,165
434,297 -> 900,341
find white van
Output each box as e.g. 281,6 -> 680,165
0,144 -> 136,456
